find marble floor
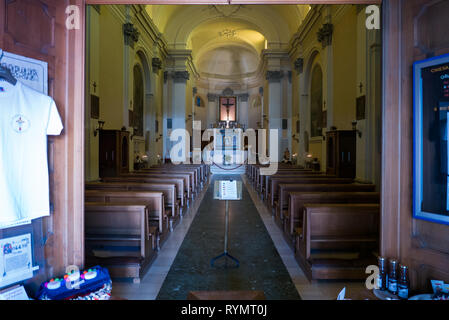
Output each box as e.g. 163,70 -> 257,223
111,173 -> 367,300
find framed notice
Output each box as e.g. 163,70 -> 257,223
0,234 -> 33,289
413,52 -> 449,225
0,49 -> 48,94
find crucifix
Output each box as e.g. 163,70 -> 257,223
222,98 -> 235,128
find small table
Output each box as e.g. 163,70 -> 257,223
187,291 -> 266,300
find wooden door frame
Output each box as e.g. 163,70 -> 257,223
70,0 -> 384,271
380,0 -> 449,289
49,0 -> 86,275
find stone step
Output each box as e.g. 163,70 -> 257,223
210,164 -> 246,175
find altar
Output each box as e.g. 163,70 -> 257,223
213,129 -> 244,166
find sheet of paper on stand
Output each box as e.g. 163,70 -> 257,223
221,180 -> 238,200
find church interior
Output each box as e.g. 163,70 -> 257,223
1,0 -> 449,303
82,3 -> 382,299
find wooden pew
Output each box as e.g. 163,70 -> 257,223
260,171 -> 324,198
85,203 -> 156,283
101,177 -> 186,210
85,190 -> 167,248
138,168 -> 198,195
153,164 -> 209,187
275,183 -> 376,222
284,191 -> 379,246
254,166 -> 313,191
86,182 -> 180,223
296,204 -> 379,280
268,177 -> 354,210
117,173 -> 192,204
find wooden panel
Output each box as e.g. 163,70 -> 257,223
0,0 -> 85,292
382,0 -> 449,291
5,0 -> 55,54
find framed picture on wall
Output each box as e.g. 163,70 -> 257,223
322,110 -> 327,128
128,110 -> 134,127
413,52 -> 449,225
91,95 -> 99,119
356,95 -> 366,120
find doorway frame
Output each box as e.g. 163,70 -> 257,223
70,0 -> 384,270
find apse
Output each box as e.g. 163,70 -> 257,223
196,45 -> 260,78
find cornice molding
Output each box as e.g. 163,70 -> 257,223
108,5 -> 127,24
132,6 -> 168,54
266,70 -> 284,82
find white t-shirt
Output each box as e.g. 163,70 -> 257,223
0,81 -> 63,226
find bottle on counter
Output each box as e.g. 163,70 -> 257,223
377,257 -> 388,290
388,259 -> 399,295
398,265 -> 410,299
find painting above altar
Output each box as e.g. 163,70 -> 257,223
219,96 -> 237,123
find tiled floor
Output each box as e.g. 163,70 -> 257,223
111,180 -> 210,300
156,174 -> 299,300
111,173 -> 367,300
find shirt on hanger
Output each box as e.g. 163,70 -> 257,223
0,81 -> 63,227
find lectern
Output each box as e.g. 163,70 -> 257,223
211,180 -> 242,268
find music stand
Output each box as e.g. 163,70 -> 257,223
211,180 -> 242,268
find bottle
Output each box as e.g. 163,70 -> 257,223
377,257 -> 387,290
388,259 -> 399,295
398,265 -> 410,299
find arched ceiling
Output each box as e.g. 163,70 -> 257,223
145,4 -> 311,80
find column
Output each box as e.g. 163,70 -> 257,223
207,93 -> 218,128
266,70 -> 283,161
238,93 -> 249,129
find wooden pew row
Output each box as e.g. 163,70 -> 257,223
263,173 -> 342,200
85,190 -> 168,248
153,164 -> 209,185
260,172 -> 325,199
117,173 -> 192,204
275,183 -> 376,224
86,182 -> 180,222
253,166 -> 313,191
140,168 -> 199,196
284,191 -> 379,247
268,177 -> 354,210
295,204 -> 380,280
85,203 -> 157,283
101,177 -> 187,210
150,164 -> 210,190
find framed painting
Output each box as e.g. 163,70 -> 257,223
413,52 -> 449,225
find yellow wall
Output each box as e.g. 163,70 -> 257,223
332,6 -> 357,130
99,8 -> 124,130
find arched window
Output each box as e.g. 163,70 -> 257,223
133,64 -> 144,137
310,65 -> 323,138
